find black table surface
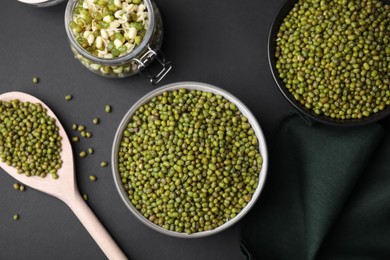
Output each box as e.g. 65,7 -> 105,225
0,1 -> 292,259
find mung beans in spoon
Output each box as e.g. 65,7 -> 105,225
0,92 -> 126,259
0,99 -> 63,179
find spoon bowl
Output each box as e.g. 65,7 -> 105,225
0,91 -> 126,259
0,92 -> 75,198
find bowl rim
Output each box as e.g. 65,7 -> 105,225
111,81 -> 269,238
268,0 -> 390,127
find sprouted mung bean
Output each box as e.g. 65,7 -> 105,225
0,100 -> 63,179
275,0 -> 390,120
89,175 -> 97,181
118,89 -> 263,234
69,0 -> 149,59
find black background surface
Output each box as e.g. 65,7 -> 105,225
0,0 -> 292,259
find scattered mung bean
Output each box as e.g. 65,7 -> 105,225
101,161 -> 108,167
93,118 -> 100,125
79,151 -> 87,158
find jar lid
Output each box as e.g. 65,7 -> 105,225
18,0 -> 65,7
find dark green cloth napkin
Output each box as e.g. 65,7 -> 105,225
241,114 -> 390,260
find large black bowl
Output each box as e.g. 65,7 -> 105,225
268,0 -> 390,126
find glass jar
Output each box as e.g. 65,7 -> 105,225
64,0 -> 171,84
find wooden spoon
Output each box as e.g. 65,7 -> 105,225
0,92 -> 127,260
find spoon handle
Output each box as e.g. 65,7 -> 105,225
64,193 -> 127,260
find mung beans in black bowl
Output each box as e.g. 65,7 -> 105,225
269,0 -> 390,126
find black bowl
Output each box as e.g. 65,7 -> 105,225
268,0 -> 390,127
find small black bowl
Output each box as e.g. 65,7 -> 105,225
268,0 -> 390,127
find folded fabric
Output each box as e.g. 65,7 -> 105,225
241,114 -> 390,260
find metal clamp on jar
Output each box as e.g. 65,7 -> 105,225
64,0 -> 171,84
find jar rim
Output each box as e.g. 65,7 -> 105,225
64,0 -> 155,65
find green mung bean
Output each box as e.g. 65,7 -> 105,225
93,118 -> 100,125
101,161 -> 108,167
79,151 -> 87,158
32,77 -> 39,84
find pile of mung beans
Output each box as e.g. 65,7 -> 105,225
69,0 -> 149,59
118,89 -> 263,234
0,100 -> 63,179
275,0 -> 390,119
